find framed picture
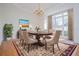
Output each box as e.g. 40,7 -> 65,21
19,19 -> 29,30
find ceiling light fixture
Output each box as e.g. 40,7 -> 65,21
33,4 -> 44,16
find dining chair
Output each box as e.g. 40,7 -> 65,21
43,30 -> 61,54
19,30 -> 38,53
43,29 -> 53,39
19,30 -> 23,46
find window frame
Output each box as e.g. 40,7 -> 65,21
52,12 -> 68,38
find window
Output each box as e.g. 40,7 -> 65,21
52,12 -> 68,38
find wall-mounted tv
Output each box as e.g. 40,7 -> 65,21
19,19 -> 29,30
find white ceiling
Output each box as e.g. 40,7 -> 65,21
12,3 -> 79,12
13,3 -> 55,11
1,3 -> 79,14
12,3 -> 65,13
0,3 -> 60,14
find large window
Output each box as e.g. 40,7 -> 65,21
52,12 -> 68,38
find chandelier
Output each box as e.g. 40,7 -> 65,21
33,4 -> 44,16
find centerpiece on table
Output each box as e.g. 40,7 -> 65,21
35,26 -> 40,32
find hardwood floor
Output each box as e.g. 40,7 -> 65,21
0,40 -> 19,56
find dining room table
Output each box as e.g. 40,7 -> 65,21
28,30 -> 52,46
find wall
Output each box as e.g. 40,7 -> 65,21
0,4 -> 5,45
44,4 -> 79,43
73,6 -> 79,44
0,4 -> 44,43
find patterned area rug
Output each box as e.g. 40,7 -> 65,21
12,40 -> 77,56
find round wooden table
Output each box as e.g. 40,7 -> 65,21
29,31 -> 52,46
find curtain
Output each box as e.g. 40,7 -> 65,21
68,9 -> 73,40
48,16 -> 52,32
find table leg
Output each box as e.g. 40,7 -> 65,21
36,34 -> 44,46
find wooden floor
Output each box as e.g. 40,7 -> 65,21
0,40 -> 19,56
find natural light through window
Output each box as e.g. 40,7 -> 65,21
52,12 -> 68,38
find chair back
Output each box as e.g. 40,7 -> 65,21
53,30 -> 61,44
19,30 -> 23,40
19,30 -> 29,43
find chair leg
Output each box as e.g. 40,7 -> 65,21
21,41 -> 24,47
27,44 -> 30,53
45,42 -> 47,50
52,44 -> 54,54
19,40 -> 21,44
23,41 -> 25,49
24,44 -> 26,49
57,43 -> 60,50
20,40 -> 22,46
36,45 -> 38,49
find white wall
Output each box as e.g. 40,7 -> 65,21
73,6 -> 79,43
0,4 -> 5,45
0,4 -> 44,42
44,3 -> 79,43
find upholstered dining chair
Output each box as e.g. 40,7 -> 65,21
42,30 -> 61,54
43,29 -> 53,39
19,30 -> 38,53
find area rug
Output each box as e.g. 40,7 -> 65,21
12,40 -> 77,56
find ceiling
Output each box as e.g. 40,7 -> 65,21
0,3 -> 61,14
13,3 -> 55,10
12,3 -> 60,13
1,3 -> 78,14
12,3 -> 78,13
